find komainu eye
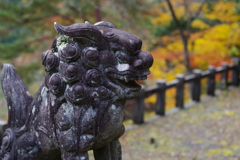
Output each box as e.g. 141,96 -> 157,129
115,51 -> 131,64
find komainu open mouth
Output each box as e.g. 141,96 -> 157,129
105,68 -> 150,91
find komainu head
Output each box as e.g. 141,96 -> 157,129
43,21 -> 153,102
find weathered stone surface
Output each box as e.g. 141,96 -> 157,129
0,120 -> 7,146
0,21 -> 153,160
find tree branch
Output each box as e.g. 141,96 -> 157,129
185,0 -> 206,40
166,0 -> 191,72
194,0 -> 206,18
165,0 -> 186,41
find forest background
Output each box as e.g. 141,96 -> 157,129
0,0 -> 240,120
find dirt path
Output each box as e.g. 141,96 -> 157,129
120,88 -> 240,160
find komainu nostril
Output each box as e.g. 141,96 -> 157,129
136,51 -> 153,69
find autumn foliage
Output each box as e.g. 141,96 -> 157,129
148,0 -> 240,82
1,0 -> 240,92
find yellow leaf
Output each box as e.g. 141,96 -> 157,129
191,19 -> 210,30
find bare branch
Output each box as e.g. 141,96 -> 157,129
165,0 -> 191,72
183,0 -> 193,18
194,0 -> 206,18
185,0 -> 206,39
165,0 -> 185,40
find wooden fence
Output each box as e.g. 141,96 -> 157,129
132,58 -> 240,124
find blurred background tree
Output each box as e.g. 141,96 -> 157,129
0,0 -> 153,93
0,0 -> 240,93
0,0 -> 152,59
149,0 -> 240,82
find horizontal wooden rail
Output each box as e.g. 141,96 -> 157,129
166,79 -> 178,89
133,58 -> 240,124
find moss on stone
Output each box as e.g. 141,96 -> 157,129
56,35 -> 74,51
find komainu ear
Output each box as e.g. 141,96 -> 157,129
1,64 -> 33,128
54,22 -> 103,43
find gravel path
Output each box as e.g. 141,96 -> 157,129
120,88 -> 240,160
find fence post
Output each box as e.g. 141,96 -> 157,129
231,57 -> 240,86
191,69 -> 202,102
156,79 -> 166,116
221,62 -> 229,89
207,65 -> 216,96
133,87 -> 145,124
176,74 -> 185,109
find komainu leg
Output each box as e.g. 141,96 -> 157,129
93,139 -> 122,160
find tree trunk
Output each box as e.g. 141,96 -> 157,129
166,0 -> 191,73
182,37 -> 191,73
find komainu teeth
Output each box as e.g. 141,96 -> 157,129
109,72 -> 147,82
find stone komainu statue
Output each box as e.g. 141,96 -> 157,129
0,21 -> 153,160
